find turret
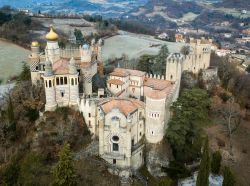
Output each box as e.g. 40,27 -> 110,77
81,44 -> 92,63
45,25 -> 60,63
69,57 -> 79,107
165,53 -> 184,82
29,41 -> 41,85
44,60 -> 57,111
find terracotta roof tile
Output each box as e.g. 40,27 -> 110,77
107,79 -> 125,85
99,98 -> 144,117
110,68 -> 146,77
144,77 -> 172,90
52,59 -> 70,75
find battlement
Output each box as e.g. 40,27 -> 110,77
189,37 -> 213,45
145,73 -> 165,80
167,53 -> 184,62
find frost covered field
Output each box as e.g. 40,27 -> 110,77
0,40 -> 30,83
102,33 -> 185,61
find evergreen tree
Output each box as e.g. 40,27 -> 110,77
223,166 -> 236,186
74,29 -> 85,46
52,143 -> 77,186
211,151 -> 222,175
196,137 -> 210,186
153,45 -> 169,75
18,62 -> 31,81
166,88 -> 210,162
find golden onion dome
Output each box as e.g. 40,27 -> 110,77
31,41 -> 39,47
46,25 -> 58,41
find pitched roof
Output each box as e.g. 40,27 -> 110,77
99,98 -> 144,117
144,77 -> 172,90
110,68 -> 146,77
107,79 -> 125,85
52,58 -> 69,75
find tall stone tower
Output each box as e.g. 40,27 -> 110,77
68,57 -> 79,107
80,44 -> 96,96
28,41 -> 41,85
45,25 -> 60,63
165,53 -> 184,82
43,60 -> 57,111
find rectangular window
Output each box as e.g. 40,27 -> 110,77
60,77 -> 63,85
64,77 -> 67,85
113,143 -> 119,151
117,85 -> 119,89
88,120 -> 91,126
71,78 -> 74,86
56,77 -> 59,85
75,78 -> 77,85
89,113 -> 91,117
45,81 -> 48,88
113,159 -> 116,164
49,80 -> 52,87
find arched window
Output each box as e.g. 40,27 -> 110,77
56,77 -> 59,85
71,78 -> 74,85
49,80 -> 52,87
75,78 -> 77,85
60,77 -> 63,85
64,77 -> 67,84
45,80 -> 48,88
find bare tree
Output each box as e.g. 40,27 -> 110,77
217,97 -> 243,155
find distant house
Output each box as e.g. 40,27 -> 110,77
216,49 -> 232,57
241,10 -> 247,14
158,33 -> 169,40
175,33 -> 185,43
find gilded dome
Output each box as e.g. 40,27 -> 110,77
31,41 -> 39,47
46,26 -> 58,41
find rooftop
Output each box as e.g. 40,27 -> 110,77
99,98 -> 144,117
110,68 -> 146,77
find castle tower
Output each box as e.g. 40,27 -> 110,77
28,41 -> 41,85
68,57 -> 79,106
80,44 -> 92,63
165,53 -> 184,82
44,60 -> 57,111
97,39 -> 104,75
45,25 -> 60,64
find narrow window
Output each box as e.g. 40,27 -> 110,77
132,139 -> 134,146
45,80 -> 48,88
170,75 -> 173,80
140,132 -> 142,136
75,78 -> 77,85
109,84 -> 111,87
61,92 -> 64,97
49,80 -> 52,87
113,159 -> 116,164
56,77 -> 59,85
88,120 -> 91,127
113,143 -> 119,151
64,77 -> 67,84
60,77 -> 63,85
117,85 -> 119,89
71,78 -> 74,86
89,113 -> 91,117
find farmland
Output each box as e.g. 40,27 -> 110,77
0,40 -> 30,84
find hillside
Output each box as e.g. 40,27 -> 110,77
0,0 -> 148,17
216,0 -> 250,9
124,0 -> 203,30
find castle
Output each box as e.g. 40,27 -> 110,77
28,26 -> 212,175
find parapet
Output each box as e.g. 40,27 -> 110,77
167,53 -> 184,62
